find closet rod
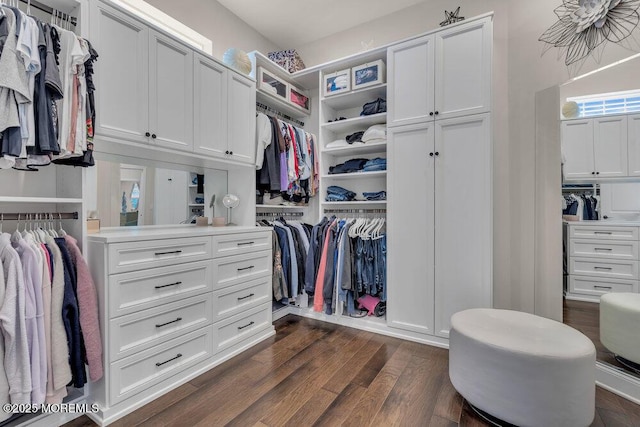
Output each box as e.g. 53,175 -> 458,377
256,211 -> 304,217
18,0 -> 77,26
323,208 -> 387,214
0,211 -> 79,220
256,101 -> 305,127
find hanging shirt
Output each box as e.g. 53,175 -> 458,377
255,112 -> 272,170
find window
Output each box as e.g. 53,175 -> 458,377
568,90 -> 640,118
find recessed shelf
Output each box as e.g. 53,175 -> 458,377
322,171 -> 386,180
256,90 -> 310,120
322,201 -> 387,206
256,204 -> 309,209
321,84 -> 387,110
188,203 -> 205,207
322,141 -> 387,155
321,113 -> 386,134
0,196 -> 83,204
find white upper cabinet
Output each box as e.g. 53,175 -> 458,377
627,114 -> 640,176
227,73 -> 257,164
91,1 -> 149,144
387,17 -> 491,127
387,36 -> 434,127
562,116 -> 628,180
149,30 -> 194,152
194,54 -> 228,158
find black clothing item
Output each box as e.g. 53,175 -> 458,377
196,174 -> 204,193
258,116 -> 281,192
346,131 -> 364,143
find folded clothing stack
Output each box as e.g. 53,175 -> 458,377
329,158 -> 368,174
362,191 -> 386,201
325,124 -> 387,149
326,186 -> 357,202
362,158 -> 386,172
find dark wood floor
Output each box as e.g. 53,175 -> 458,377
65,315 -> 640,427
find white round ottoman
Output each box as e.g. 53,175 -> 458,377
449,309 -> 595,427
600,292 -> 640,367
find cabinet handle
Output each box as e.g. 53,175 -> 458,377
594,285 -> 613,290
594,266 -> 613,270
156,317 -> 183,328
435,111 -> 439,115
145,132 -> 151,137
434,152 -> 440,156
596,172 -> 600,175
237,265 -> 255,272
237,241 -> 255,246
594,248 -> 613,251
591,172 -> 596,175
429,112 -> 434,116
229,151 -> 234,155
155,250 -> 183,256
151,134 -> 157,139
155,281 -> 182,289
238,321 -> 255,330
594,232 -> 612,235
429,152 -> 434,157
237,293 -> 255,301
225,150 -> 229,155
155,353 -> 182,367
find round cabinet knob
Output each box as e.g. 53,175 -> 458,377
591,172 -> 595,175
151,134 -> 157,139
429,112 -> 434,116
435,152 -> 440,156
229,151 -> 234,155
429,152 -> 434,157
435,111 -> 439,115
596,172 -> 600,175
225,150 -> 229,155
145,132 -> 151,137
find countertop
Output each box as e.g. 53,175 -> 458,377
87,224 -> 268,243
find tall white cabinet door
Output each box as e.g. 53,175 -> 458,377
148,30 -> 194,152
434,114 -> 492,338
227,73 -> 256,164
562,119 -> 595,180
193,54 -> 228,158
90,0 -> 149,144
387,36 -> 435,128
593,116 -> 627,178
387,122 -> 435,335
434,18 -> 492,120
628,114 -> 640,176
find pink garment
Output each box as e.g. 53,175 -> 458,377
313,221 -> 335,312
64,235 -> 103,381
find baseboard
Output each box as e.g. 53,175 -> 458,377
596,362 -> 640,405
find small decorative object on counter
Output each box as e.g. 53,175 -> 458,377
562,101 -> 580,118
223,48 -> 252,75
223,194 -> 240,225
267,49 -> 306,73
440,6 -> 465,26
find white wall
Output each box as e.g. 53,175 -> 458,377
144,0 -> 280,61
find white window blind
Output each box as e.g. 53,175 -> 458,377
568,90 -> 640,118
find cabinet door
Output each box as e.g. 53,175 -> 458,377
562,119 -> 595,179
149,30 -> 194,152
193,54 -> 228,158
434,114 -> 492,338
594,115 -> 627,177
387,35 -> 435,127
387,122 -> 435,335
227,73 -> 256,164
90,0 -> 149,144
628,114 -> 640,176
434,18 -> 492,120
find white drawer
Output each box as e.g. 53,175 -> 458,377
212,231 -> 271,258
212,250 -> 271,289
109,294 -> 213,361
569,275 -> 638,296
109,260 -> 213,317
108,236 -> 212,274
570,257 -> 639,280
570,239 -> 639,260
570,225 -> 639,241
213,276 -> 271,322
109,326 -> 213,405
213,303 -> 271,354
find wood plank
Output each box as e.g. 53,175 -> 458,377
458,400 -> 491,427
282,388 -> 337,427
429,414 -> 459,427
313,383 -> 367,427
433,371 -> 464,423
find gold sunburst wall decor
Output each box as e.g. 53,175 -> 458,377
540,0 -> 640,70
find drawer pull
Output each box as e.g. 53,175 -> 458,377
594,267 -> 613,271
156,317 -> 183,328
237,265 -> 255,272
155,353 -> 182,367
594,248 -> 613,251
155,281 -> 182,289
237,241 -> 255,246
594,285 -> 613,290
594,232 -> 613,235
237,293 -> 255,301
238,321 -> 255,330
155,250 -> 183,256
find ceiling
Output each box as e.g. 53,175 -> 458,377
216,0 -> 427,47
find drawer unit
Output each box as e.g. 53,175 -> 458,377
570,239 -> 639,260
569,225 -> 639,241
108,236 -> 212,274
109,260 -> 213,317
109,294 -> 213,360
212,276 -> 271,322
212,232 -> 271,257
570,257 -> 639,280
213,302 -> 271,354
109,326 -> 214,405
213,250 -> 271,289
569,275 -> 639,296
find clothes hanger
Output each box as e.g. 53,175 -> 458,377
58,213 -> 67,237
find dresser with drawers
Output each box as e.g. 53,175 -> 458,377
87,226 -> 273,425
565,221 -> 640,302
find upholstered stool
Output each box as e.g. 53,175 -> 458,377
449,308 -> 595,427
601,293 -> 640,368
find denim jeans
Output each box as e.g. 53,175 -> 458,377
362,191 -> 386,201
326,185 -> 356,201
329,158 -> 368,174
362,158 -> 386,172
